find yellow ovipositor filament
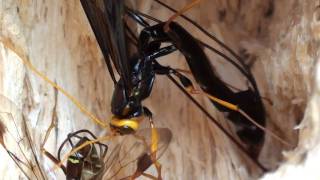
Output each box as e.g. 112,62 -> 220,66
0,38 -> 107,128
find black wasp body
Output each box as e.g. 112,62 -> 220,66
111,20 -> 265,152
139,21 -> 265,147
81,0 -> 266,166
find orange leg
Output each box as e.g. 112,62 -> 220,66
185,86 -> 292,147
164,0 -> 201,32
149,118 -> 163,180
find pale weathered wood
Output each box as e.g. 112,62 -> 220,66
0,0 -> 319,179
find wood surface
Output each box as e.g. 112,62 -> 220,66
0,0 -> 319,179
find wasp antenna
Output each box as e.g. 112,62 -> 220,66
126,7 -> 162,23
164,0 -> 201,32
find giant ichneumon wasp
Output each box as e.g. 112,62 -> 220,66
80,0 -> 291,172
0,35 -> 172,178
81,0 -> 266,142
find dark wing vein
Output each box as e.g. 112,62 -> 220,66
80,0 -> 132,90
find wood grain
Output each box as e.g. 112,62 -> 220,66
0,0 -> 319,179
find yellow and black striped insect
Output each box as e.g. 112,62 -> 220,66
41,127 -> 172,179
42,129 -> 109,179
0,93 -> 172,179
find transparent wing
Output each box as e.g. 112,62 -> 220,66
0,94 -> 45,179
80,0 -> 132,89
102,127 -> 172,179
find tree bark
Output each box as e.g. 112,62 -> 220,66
0,0 -> 319,179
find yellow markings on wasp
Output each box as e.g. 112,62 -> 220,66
151,127 -> 159,154
68,158 -> 80,164
164,0 -> 201,32
150,127 -> 162,180
110,116 -> 140,131
0,38 -> 108,128
53,135 -> 113,171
